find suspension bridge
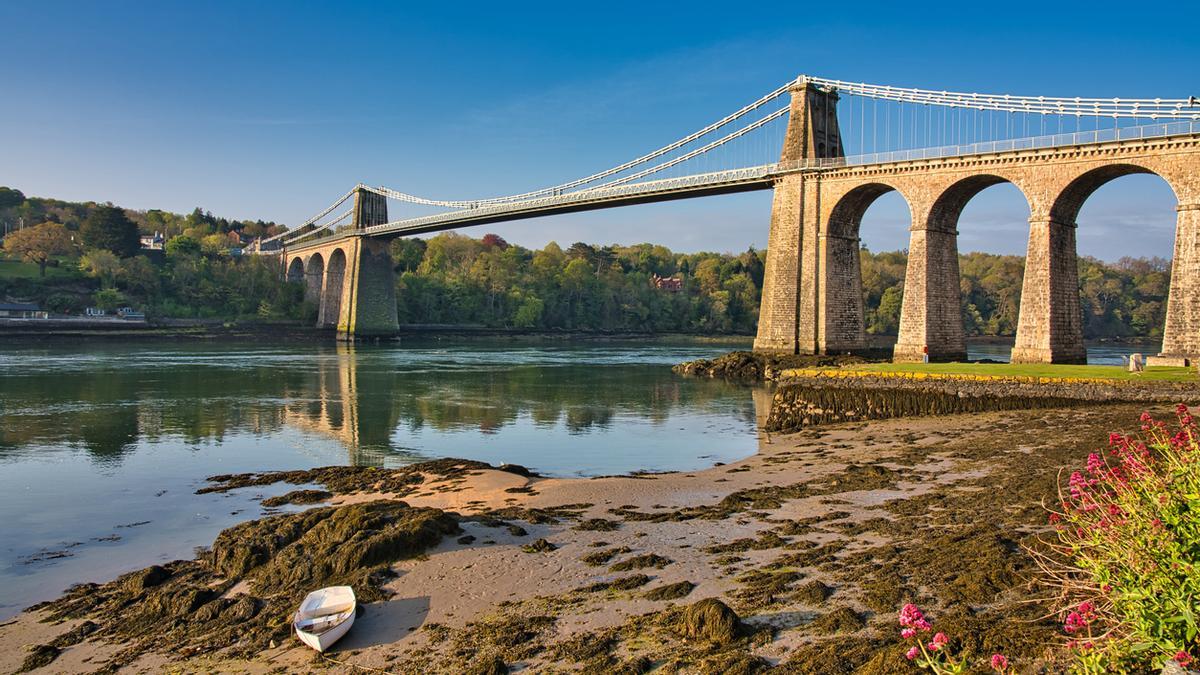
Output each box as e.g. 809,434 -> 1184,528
266,75 -> 1200,365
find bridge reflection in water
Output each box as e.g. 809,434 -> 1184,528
282,344 -> 770,471
0,343 -> 766,475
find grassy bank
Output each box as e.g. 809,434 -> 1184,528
805,362 -> 1197,383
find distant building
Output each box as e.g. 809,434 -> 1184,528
650,273 -> 684,292
0,302 -> 48,319
140,231 -> 165,250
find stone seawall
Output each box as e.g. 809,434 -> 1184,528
764,373 -> 1197,433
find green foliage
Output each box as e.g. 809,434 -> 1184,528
1042,409 -> 1200,671
166,235 -> 201,257
81,205 -> 140,257
0,186 -> 25,210
2,221 -> 75,276
394,233 -> 764,333
79,249 -> 122,288
862,250 -> 1170,340
92,288 -> 126,311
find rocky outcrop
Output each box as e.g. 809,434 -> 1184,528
673,351 -> 884,382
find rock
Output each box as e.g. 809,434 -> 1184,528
678,598 -> 741,645
17,645 -> 61,673
644,581 -> 695,601
34,500 -> 460,665
465,654 -> 509,675
521,538 -> 556,553
260,489 -> 333,507
496,464 -> 537,478
122,565 -> 171,594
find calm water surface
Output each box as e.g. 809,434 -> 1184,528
0,339 -> 766,618
0,337 -> 1157,617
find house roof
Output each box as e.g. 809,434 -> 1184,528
0,302 -> 40,311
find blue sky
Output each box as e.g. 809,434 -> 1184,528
1,1 -> 1196,259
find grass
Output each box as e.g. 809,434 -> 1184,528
0,257 -> 82,280
807,361 -> 1197,382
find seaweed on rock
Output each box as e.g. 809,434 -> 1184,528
31,500 -> 458,667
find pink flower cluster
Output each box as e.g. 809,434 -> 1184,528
899,603 -> 932,632
990,653 -> 1009,672
1064,600 -> 1095,634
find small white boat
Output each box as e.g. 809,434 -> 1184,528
293,586 -> 356,652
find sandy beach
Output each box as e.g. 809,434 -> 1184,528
1,402 -> 1168,673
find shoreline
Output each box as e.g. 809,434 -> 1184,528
0,321 -> 756,343
1,403 -> 1175,673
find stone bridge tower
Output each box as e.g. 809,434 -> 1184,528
283,187 -> 400,340
754,77 -> 856,354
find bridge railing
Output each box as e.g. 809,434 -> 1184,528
806,120 -> 1200,169
280,121 -> 1200,247
361,164 -> 780,236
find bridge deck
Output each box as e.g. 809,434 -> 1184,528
279,121 -> 1200,250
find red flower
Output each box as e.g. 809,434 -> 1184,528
1175,651 -> 1193,666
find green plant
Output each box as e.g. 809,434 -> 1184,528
1034,407 -> 1200,672
92,288 -> 125,311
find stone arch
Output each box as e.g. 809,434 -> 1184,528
321,248 -> 347,328
286,257 -> 305,284
1049,163 -> 1178,225
927,174 -> 1033,233
1043,163 -> 1198,360
826,182 -> 907,239
304,253 -> 325,304
820,182 -> 913,353
895,174 -> 1033,363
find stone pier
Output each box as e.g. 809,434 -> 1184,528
1155,202 -> 1200,365
282,188 -> 400,340
754,77 -> 863,354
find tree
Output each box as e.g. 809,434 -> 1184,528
92,288 -> 126,311
79,249 -> 122,288
81,205 -> 140,257
391,238 -> 426,272
165,235 -> 201,257
2,222 -> 75,276
0,186 -> 25,210
119,256 -> 161,298
481,233 -> 509,250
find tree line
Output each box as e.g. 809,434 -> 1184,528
0,187 -> 1174,337
0,188 -> 301,318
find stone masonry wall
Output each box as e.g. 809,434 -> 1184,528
756,129 -> 1200,363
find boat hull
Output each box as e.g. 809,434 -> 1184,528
296,611 -> 354,652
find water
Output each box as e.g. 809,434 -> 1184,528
0,338 -> 766,618
966,340 -> 1161,365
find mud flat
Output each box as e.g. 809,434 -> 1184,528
3,401 -> 1190,673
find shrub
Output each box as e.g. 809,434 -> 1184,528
92,288 -> 125,311
1034,406 -> 1200,672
